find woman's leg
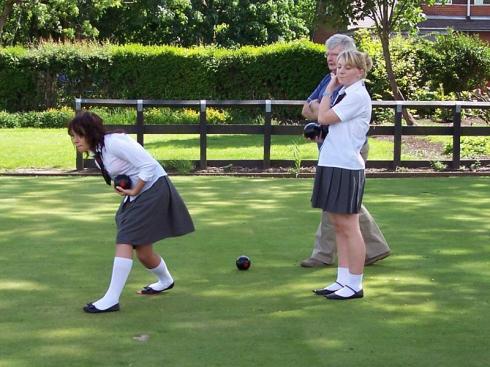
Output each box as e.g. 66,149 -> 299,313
329,213 -> 366,298
90,244 -> 134,310
316,212 -> 350,293
136,244 -> 174,292
331,213 -> 365,273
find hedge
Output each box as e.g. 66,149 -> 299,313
0,41 -> 325,112
0,33 -> 488,113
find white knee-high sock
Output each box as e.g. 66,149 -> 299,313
325,267 -> 349,291
147,257 -> 174,291
93,257 -> 133,310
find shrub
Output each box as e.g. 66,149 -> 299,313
0,107 -> 72,128
417,31 -> 490,93
0,40 -> 324,112
444,137 -> 490,158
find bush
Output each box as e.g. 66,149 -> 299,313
354,29 -> 490,102
444,137 -> 490,158
354,30 -> 427,101
0,34 -> 488,115
0,106 -> 262,128
0,40 -> 324,112
417,31 -> 490,93
0,107 -> 72,128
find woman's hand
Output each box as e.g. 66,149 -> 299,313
325,72 -> 340,96
113,178 -> 146,197
114,186 -> 136,196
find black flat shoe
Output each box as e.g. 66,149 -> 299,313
325,286 -> 364,300
137,282 -> 174,295
83,302 -> 120,313
313,282 -> 343,296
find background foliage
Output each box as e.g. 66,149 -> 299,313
0,0 -> 317,47
0,40 -> 325,111
0,31 -> 488,113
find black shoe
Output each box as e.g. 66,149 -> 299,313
83,302 -> 120,313
313,282 -> 343,296
325,286 -> 364,300
137,282 -> 174,295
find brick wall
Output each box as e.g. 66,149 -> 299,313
472,6 -> 490,16
422,4 -> 467,16
422,4 -> 490,16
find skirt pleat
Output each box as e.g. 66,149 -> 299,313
115,176 -> 194,246
311,166 -> 365,214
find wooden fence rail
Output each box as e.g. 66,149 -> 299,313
75,98 -> 490,171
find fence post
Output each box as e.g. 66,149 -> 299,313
75,98 -> 84,171
199,100 -> 207,169
263,99 -> 272,169
136,99 -> 144,146
452,102 -> 462,170
393,102 -> 403,169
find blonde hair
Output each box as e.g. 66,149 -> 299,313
337,50 -> 373,78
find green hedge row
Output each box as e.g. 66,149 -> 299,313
0,32 -> 488,113
0,41 -> 324,112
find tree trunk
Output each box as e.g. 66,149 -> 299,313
379,29 -> 416,125
0,0 -> 21,42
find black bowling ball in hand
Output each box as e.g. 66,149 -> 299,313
236,255 -> 251,271
303,122 -> 322,140
114,174 -> 132,190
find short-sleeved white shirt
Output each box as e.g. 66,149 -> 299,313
95,133 -> 167,200
318,80 -> 371,170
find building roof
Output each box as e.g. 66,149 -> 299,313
418,18 -> 490,32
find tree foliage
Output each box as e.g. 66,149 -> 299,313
0,0 -> 317,46
320,0 -> 444,123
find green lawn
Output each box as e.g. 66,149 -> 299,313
0,128 -> 399,170
0,176 -> 489,366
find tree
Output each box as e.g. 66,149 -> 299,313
0,0 -> 22,40
320,0 -> 444,125
97,0 -> 314,47
0,0 -> 121,45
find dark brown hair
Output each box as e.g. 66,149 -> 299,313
67,111 -> 107,153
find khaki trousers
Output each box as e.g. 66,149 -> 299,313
310,205 -> 390,264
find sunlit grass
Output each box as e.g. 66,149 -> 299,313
0,176 -> 489,366
1,128 -> 409,170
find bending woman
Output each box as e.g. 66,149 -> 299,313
68,111 -> 194,313
312,50 -> 373,300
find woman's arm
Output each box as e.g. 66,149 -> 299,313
318,74 -> 341,125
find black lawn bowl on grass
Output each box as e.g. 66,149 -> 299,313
236,255 -> 251,270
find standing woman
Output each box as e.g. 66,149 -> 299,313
68,111 -> 194,313
312,50 -> 373,300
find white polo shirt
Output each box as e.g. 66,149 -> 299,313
95,133 -> 167,200
318,80 -> 371,170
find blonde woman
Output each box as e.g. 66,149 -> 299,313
312,50 -> 373,300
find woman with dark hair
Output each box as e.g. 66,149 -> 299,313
68,111 -> 194,313
312,50 -> 373,300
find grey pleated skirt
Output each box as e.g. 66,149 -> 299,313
115,176 -> 194,246
311,166 -> 365,214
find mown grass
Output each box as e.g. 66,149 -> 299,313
0,176 -> 489,367
1,128 -> 403,170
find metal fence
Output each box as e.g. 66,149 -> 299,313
74,98 -> 490,171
